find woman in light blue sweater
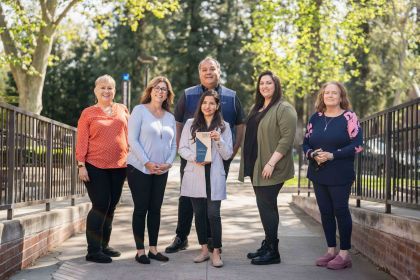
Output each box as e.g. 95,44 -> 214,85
127,76 -> 176,264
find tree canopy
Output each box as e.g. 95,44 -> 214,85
0,0 -> 179,114
1,0 -> 418,126
245,0 -> 418,118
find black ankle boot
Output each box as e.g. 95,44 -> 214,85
251,239 -> 280,265
247,240 -> 268,259
103,246 -> 121,257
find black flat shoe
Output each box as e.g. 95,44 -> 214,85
148,252 -> 169,262
135,253 -> 150,264
86,252 -> 112,263
103,246 -> 121,257
165,237 -> 188,253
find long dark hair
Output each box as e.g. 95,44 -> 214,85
190,90 -> 225,141
246,70 -> 282,123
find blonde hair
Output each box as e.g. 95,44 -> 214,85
140,76 -> 175,112
95,74 -> 116,88
315,81 -> 351,112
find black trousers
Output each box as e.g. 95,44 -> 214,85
127,165 -> 168,250
190,164 -> 222,248
253,183 -> 284,242
175,158 -> 231,240
84,162 -> 126,254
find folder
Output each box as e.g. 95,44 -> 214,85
196,132 -> 212,162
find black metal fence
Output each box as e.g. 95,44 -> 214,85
0,102 -> 86,219
297,98 -> 419,213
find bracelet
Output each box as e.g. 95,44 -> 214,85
77,164 -> 85,168
267,163 -> 274,168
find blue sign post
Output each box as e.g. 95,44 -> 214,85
121,73 -> 131,110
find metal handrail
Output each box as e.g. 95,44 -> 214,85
297,98 -> 420,213
0,102 -> 86,219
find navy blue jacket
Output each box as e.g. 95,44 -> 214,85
174,85 -> 245,145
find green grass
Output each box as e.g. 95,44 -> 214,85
283,175 -> 419,189
359,176 -> 420,189
284,177 -> 309,187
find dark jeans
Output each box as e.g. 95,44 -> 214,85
175,158 -> 231,240
84,162 -> 126,254
127,165 -> 168,250
313,182 -> 352,250
253,183 -> 284,242
190,164 -> 222,248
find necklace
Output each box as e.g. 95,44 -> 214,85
158,119 -> 163,139
97,104 -> 113,116
324,116 -> 335,131
147,104 -> 164,118
323,109 -> 344,131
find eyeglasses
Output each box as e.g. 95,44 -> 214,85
153,86 -> 168,93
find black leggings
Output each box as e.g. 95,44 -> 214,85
84,162 -> 126,254
253,183 -> 284,242
176,158 -> 231,240
127,165 -> 168,250
190,164 -> 222,248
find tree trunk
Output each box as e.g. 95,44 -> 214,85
13,27 -> 55,114
294,93 -> 305,147
306,0 -> 322,116
185,0 -> 201,86
408,82 -> 420,100
17,74 -> 46,114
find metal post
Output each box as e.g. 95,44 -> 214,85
121,73 -> 131,111
384,112 -> 392,213
71,130 -> 77,206
45,123 -> 53,212
127,80 -> 131,111
297,147 -> 302,195
307,179 -> 311,197
137,55 -> 157,89
6,110 -> 16,220
356,149 -> 362,208
145,65 -> 150,85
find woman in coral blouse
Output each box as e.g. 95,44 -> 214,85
302,81 -> 363,270
76,74 -> 129,264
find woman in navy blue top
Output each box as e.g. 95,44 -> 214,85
303,82 -> 363,270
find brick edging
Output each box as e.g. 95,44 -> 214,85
292,195 -> 420,280
0,202 -> 91,279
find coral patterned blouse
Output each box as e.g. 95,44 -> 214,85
302,110 -> 363,185
76,103 -> 129,169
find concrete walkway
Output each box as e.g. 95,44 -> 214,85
11,160 -> 392,280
